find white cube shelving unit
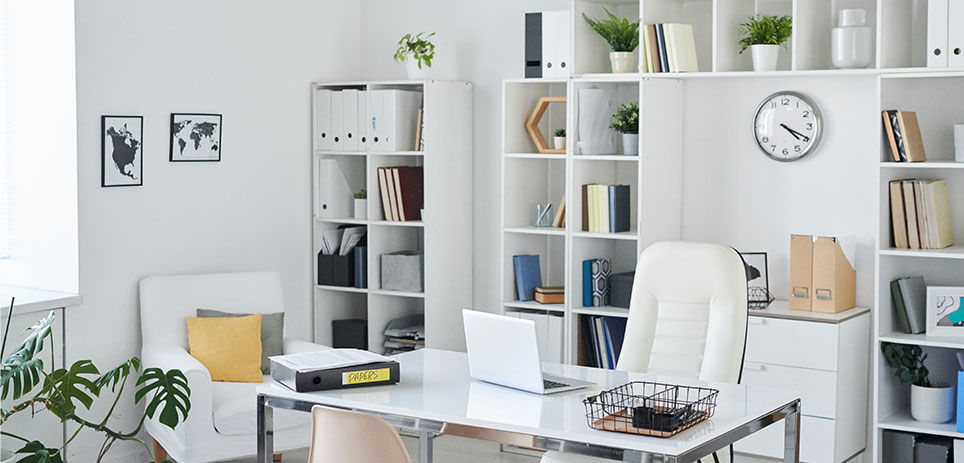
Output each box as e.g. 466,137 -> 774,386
311,80 -> 473,353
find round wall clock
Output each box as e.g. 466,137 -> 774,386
752,91 -> 823,162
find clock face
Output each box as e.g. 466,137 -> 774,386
753,91 -> 822,162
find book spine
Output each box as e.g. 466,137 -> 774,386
609,185 -> 616,233
890,280 -> 911,333
582,259 -> 593,307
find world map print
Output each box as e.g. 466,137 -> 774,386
170,114 -> 221,161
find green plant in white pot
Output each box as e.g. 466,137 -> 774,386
738,15 -> 792,72
553,128 -> 566,151
610,101 -> 639,155
394,32 -> 436,80
882,342 -> 955,423
583,8 -> 640,73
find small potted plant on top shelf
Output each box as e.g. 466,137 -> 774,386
394,32 -> 436,80
583,8 -> 640,73
354,189 -> 367,220
553,128 -> 566,151
610,101 -> 639,155
738,14 -> 792,72
882,342 -> 955,423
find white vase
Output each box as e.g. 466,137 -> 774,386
621,133 -> 639,155
609,51 -> 637,73
832,9 -> 873,69
750,44 -> 780,72
354,199 -> 367,220
910,383 -> 955,423
405,59 -> 430,80
553,136 -> 566,151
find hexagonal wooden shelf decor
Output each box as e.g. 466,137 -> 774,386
525,96 -> 567,154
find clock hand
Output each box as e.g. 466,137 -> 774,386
780,123 -> 811,142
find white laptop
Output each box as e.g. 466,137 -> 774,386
462,309 -> 593,394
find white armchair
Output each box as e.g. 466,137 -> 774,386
139,271 -> 329,463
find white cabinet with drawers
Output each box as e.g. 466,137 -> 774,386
734,302 -> 870,462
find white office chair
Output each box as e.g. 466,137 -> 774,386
307,405 -> 412,463
542,242 -> 749,463
139,271 -> 330,463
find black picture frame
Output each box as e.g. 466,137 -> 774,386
741,252 -> 770,304
169,113 -> 222,162
101,115 -> 144,187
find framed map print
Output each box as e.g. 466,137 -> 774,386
926,286 -> 964,337
101,115 -> 143,187
170,113 -> 221,162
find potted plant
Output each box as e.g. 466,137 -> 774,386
0,300 -> 191,462
393,32 -> 436,80
738,15 -> 793,72
610,101 -> 639,155
553,128 -> 566,151
882,342 -> 955,423
354,189 -> 367,220
583,8 -> 640,73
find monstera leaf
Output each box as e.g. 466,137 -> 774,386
95,357 -> 141,392
135,368 -> 190,429
13,441 -> 63,463
1,311 -> 55,400
40,360 -> 99,419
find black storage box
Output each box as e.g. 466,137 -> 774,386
609,272 -> 635,308
333,319 -> 368,350
317,252 -> 355,287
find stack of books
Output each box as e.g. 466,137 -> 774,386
580,315 -> 626,370
882,110 -> 926,162
641,23 -> 698,73
534,286 -> 564,304
377,166 -> 424,221
890,276 -> 926,334
888,179 -> 953,250
581,184 -> 631,233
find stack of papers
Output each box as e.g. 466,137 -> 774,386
320,227 -> 366,256
270,349 -> 391,373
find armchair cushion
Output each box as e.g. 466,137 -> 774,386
187,314 -> 264,382
197,308 -> 285,373
211,376 -> 309,436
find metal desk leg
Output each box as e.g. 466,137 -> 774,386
784,408 -> 801,463
418,430 -> 434,463
257,394 -> 274,463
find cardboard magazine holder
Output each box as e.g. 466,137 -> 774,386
811,236 -> 856,313
789,235 -> 814,311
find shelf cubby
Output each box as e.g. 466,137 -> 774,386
571,80 -> 640,156
314,154 -> 366,219
574,0 -> 641,75
880,77 -> 964,163
877,0 -> 928,70
642,0 -> 713,72
503,157 -> 566,229
367,293 -> 424,355
366,154 -> 423,222
571,157 -> 640,234
312,289 -> 367,347
502,233 -> 566,304
878,168 -> 964,250
503,80 -> 568,154
569,236 -> 638,308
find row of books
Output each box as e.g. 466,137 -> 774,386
888,179 -> 953,250
377,166 -> 424,221
579,315 -> 626,370
642,23 -> 698,73
890,276 -> 926,334
581,184 -> 631,233
881,110 -> 926,162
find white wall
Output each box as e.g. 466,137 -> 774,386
0,0 -> 79,293
71,1 -> 360,460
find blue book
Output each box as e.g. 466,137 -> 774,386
655,24 -> 669,73
513,254 -> 542,302
582,259 -> 594,307
603,317 -> 628,365
602,321 -> 615,369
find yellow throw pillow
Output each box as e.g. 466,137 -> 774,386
187,313 -> 263,383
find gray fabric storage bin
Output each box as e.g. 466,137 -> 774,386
381,250 -> 424,292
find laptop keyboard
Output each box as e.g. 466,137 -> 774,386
543,379 -> 569,389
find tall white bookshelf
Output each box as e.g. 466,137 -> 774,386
311,80 -> 473,353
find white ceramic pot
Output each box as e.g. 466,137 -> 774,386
405,59 -> 430,80
622,133 -> 639,155
553,136 -> 566,151
832,9 -> 873,69
910,383 -> 955,423
750,44 -> 780,72
354,199 -> 367,220
609,51 -> 637,73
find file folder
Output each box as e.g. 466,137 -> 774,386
330,90 -> 345,150
316,158 -> 352,218
342,89 -> 359,151
357,90 -> 368,150
313,89 -> 332,151
379,90 -> 422,152
271,359 -> 399,392
368,89 -> 383,151
811,236 -> 856,313
950,0 -> 964,67
543,11 -> 570,78
928,0 -> 949,68
789,234 -> 814,311
524,12 -> 543,78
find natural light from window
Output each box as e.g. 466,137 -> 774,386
0,2 -> 10,259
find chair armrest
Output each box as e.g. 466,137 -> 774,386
141,343 -> 215,453
283,337 -> 331,354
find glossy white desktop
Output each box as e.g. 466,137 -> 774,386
256,349 -> 801,463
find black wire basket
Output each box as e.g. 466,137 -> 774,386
584,381 -> 719,437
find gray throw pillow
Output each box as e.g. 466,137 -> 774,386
196,309 -> 284,374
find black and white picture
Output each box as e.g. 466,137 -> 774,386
741,252 -> 770,305
101,115 -> 143,187
170,113 -> 221,162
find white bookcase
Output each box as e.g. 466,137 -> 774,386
311,80 -> 473,353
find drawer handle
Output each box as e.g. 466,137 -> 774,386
744,363 -> 766,372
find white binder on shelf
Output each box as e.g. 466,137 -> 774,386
330,91 -> 345,151
368,89 -> 383,152
342,89 -> 359,151
357,91 -> 368,151
313,89 -> 332,151
949,0 -> 964,67
380,90 -> 422,152
928,0 -> 949,68
541,11 -> 570,78
316,158 -> 353,218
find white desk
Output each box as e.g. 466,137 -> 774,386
256,349 -> 801,463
